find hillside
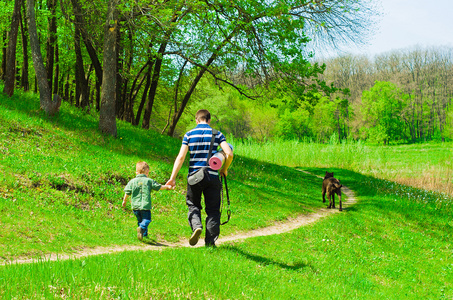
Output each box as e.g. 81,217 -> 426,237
1,89 -> 453,298
0,89 -> 325,262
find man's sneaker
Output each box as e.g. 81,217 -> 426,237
137,227 -> 144,241
189,228 -> 202,246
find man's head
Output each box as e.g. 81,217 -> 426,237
195,109 -> 211,124
136,161 -> 150,175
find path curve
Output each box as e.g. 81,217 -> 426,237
1,172 -> 357,266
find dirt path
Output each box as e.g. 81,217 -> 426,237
2,174 -> 356,266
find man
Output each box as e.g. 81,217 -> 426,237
166,109 -> 233,247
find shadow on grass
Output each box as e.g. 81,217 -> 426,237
343,205 -> 359,212
224,245 -> 312,271
141,239 -> 170,247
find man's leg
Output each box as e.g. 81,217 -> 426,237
203,177 -> 222,246
186,183 -> 203,231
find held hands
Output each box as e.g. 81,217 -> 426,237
162,184 -> 175,190
165,179 -> 176,189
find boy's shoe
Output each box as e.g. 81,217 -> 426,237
189,228 -> 202,246
137,227 -> 144,241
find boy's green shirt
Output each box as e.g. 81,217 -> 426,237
124,174 -> 161,210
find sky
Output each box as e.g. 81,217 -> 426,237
318,0 -> 453,58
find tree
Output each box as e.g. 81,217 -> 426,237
162,0 -> 378,136
311,97 -> 338,141
276,107 -> 311,140
27,0 -> 61,115
361,81 -> 408,144
45,0 -> 57,92
444,104 -> 453,141
3,0 -> 379,138
19,0 -> 30,92
3,0 -> 22,96
98,0 -> 119,136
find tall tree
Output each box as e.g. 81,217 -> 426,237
99,0 -> 119,136
3,0 -> 22,96
361,81 -> 408,144
165,0 -> 377,136
19,2 -> 29,91
69,0 -> 104,100
45,0 -> 57,92
27,0 -> 61,115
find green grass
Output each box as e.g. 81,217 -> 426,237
231,137 -> 453,196
0,87 -> 323,261
1,169 -> 452,299
1,86 -> 453,299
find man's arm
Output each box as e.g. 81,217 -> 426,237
166,144 -> 189,188
219,141 -> 233,177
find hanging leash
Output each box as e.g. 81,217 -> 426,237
220,174 -> 231,225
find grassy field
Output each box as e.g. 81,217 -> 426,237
1,87 -> 452,299
1,169 -> 452,299
231,137 -> 453,196
0,88 -> 323,261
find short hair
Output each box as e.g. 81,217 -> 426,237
195,109 -> 211,122
136,161 -> 149,174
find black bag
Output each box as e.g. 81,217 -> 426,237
187,129 -> 218,186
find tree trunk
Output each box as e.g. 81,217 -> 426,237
3,0 -> 23,97
64,73 -> 70,102
45,0 -> 57,92
115,26 -> 124,118
74,26 -> 84,106
162,60 -> 187,134
53,43 -> 59,95
167,30 -> 236,136
1,32 -> 6,81
95,80 -> 101,111
27,0 -> 60,115
125,60 -> 149,124
135,63 -> 153,126
20,3 -> 29,91
142,42 -> 167,129
99,0 -> 119,136
70,0 -> 103,85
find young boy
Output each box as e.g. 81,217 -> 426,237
122,161 -> 173,241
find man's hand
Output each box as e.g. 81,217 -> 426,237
219,169 -> 228,177
166,179 -> 176,188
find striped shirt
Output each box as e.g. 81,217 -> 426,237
182,124 -> 226,176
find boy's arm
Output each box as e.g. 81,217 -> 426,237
122,194 -> 129,207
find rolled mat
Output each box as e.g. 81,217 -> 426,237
209,152 -> 225,170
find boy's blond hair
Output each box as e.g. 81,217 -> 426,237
136,161 -> 150,174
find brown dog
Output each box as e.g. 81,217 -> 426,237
322,171 -> 343,211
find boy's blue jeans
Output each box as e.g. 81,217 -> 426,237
133,210 -> 151,237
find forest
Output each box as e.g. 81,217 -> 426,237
1,0 -> 452,144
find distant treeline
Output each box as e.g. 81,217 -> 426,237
318,47 -> 453,143
189,46 -> 453,144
